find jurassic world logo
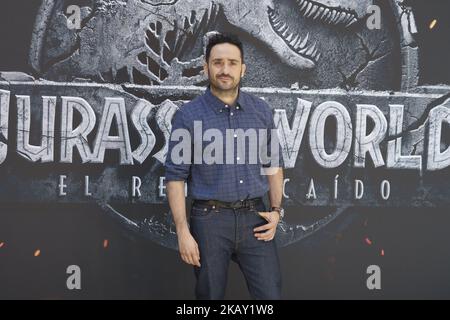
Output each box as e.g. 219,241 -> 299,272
0,0 -> 449,248
0,85 -> 448,206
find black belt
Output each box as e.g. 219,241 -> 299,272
192,197 -> 263,209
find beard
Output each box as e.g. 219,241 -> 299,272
208,69 -> 241,93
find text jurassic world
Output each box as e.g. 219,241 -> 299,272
0,87 -> 449,204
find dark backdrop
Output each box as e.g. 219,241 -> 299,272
0,0 -> 449,299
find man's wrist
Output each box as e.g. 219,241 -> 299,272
176,223 -> 190,236
271,206 -> 284,220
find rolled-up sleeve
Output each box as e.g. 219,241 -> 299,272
164,107 -> 192,182
262,106 -> 284,169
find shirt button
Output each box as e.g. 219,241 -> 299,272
239,180 -> 243,184
225,105 -> 229,108
236,106 -> 240,110
230,112 -> 234,116
234,134 -> 237,138
236,157 -> 240,161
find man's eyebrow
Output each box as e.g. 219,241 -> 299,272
211,58 -> 241,62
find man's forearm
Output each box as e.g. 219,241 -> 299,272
166,180 -> 189,235
267,168 -> 283,208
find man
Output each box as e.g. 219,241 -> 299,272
164,33 -> 285,300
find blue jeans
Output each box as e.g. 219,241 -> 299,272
189,200 -> 282,300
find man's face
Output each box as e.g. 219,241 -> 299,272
204,43 -> 246,92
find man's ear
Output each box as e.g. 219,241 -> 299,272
203,61 -> 208,75
241,63 -> 246,78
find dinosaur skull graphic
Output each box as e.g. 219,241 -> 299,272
32,0 -> 398,90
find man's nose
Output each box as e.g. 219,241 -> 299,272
222,64 -> 231,74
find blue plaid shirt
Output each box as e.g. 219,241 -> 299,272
164,86 -> 283,202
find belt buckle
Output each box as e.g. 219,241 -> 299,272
238,199 -> 247,209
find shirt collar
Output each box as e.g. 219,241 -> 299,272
204,85 -> 246,114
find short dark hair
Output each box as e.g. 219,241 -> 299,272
205,33 -> 244,63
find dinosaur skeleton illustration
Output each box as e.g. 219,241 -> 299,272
32,0 -> 373,86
